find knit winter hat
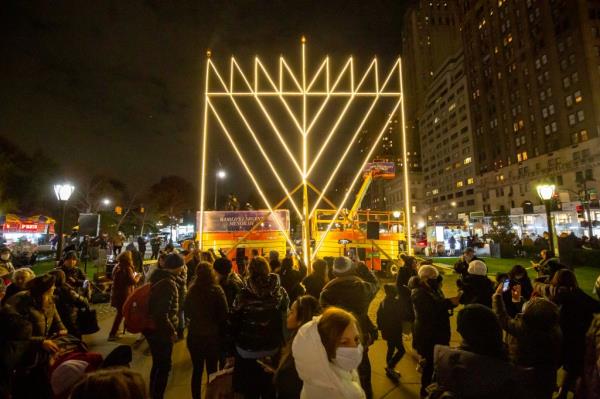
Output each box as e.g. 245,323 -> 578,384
51,360 -> 90,396
418,264 -> 439,279
213,257 -> 233,275
332,256 -> 353,274
457,304 -> 504,358
467,260 -> 487,276
163,253 -> 184,270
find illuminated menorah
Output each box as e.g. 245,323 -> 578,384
199,37 -> 411,266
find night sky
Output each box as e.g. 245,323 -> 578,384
1,1 -> 407,203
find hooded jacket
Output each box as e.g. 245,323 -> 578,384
292,317 -> 365,399
230,273 -> 289,356
148,269 -> 179,338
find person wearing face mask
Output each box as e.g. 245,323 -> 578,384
452,247 -> 482,278
411,265 -> 459,397
292,306 -> 366,399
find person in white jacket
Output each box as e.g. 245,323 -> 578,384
292,307 -> 366,399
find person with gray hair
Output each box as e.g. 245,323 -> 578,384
411,265 -> 459,397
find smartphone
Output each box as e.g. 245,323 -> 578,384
502,279 -> 511,292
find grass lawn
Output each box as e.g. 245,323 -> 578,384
432,256 -> 600,295
31,259 -> 100,280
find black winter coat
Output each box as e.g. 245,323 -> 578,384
220,272 -> 245,308
280,263 -> 308,304
396,265 -> 417,289
231,273 -> 289,354
148,269 -> 180,338
453,255 -> 482,277
458,274 -> 494,308
554,287 -> 600,374
377,296 -> 407,343
411,283 -> 455,357
60,265 -> 86,288
320,274 -> 379,343
184,284 -> 228,338
302,273 -> 327,299
54,284 -> 89,337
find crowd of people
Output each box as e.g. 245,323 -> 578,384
2,236 -> 600,399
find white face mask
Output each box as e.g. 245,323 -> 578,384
0,254 -> 9,261
333,344 -> 363,371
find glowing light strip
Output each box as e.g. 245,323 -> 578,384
309,59 -> 401,217
206,92 -> 402,96
281,58 -> 304,93
209,57 -> 304,219
312,98 -> 402,260
399,58 -> 412,255
306,58 -> 378,175
207,100 -> 298,253
305,58 -> 353,137
199,55 -> 210,250
306,57 -> 329,92
233,59 -> 303,177
256,58 -> 303,135
301,39 -> 309,267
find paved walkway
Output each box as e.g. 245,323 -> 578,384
84,268 -> 462,399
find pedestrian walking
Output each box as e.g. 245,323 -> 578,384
377,284 -> 411,382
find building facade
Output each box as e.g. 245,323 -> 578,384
420,51 -> 477,222
460,0 -> 600,217
401,0 -> 463,169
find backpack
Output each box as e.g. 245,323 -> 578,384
122,281 -> 162,333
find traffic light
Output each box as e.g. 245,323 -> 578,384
115,206 -> 122,215
140,206 -> 145,214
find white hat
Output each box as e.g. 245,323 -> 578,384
418,264 -> 439,279
333,256 -> 353,274
51,360 -> 89,396
467,260 -> 487,276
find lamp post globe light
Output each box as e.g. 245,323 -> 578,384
53,183 -> 75,261
536,183 -> 556,253
102,198 -> 111,206
214,169 -> 227,210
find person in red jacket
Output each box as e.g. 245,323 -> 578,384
109,251 -> 140,341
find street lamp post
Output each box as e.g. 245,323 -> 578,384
537,183 -> 556,253
54,183 -> 75,261
214,169 -> 226,210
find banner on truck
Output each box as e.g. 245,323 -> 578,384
198,210 -> 290,233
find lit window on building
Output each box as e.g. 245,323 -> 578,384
464,157 -> 472,164
467,177 -> 475,185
